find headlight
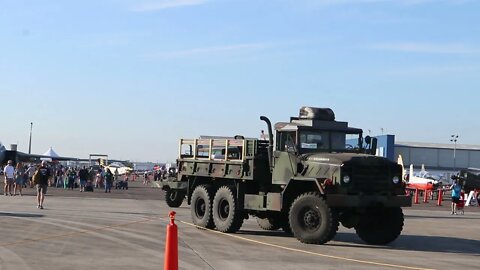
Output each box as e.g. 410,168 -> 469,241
342,175 -> 351,184
392,176 -> 400,184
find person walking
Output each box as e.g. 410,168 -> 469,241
3,160 -> 15,196
14,162 -> 26,196
35,161 -> 51,209
104,168 -> 113,193
450,178 -> 463,215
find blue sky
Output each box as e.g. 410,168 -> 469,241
1,0 -> 479,162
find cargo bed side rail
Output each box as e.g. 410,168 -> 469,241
179,138 -> 253,162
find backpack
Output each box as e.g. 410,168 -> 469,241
32,171 -> 41,185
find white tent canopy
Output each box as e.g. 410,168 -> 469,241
43,147 -> 60,158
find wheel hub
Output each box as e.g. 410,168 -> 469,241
195,199 -> 206,217
304,210 -> 320,229
219,199 -> 230,220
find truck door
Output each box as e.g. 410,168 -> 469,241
272,131 -> 297,185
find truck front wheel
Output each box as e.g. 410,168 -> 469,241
355,207 -> 404,245
191,185 -> 215,229
212,186 -> 244,233
289,193 -> 338,244
165,189 -> 186,208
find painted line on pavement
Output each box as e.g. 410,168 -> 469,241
177,220 -> 436,270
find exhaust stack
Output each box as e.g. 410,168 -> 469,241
260,116 -> 274,172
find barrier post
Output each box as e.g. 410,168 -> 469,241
164,211 -> 178,270
437,189 -> 443,206
423,190 -> 429,203
414,189 -> 419,204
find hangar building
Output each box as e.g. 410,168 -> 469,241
375,135 -> 480,171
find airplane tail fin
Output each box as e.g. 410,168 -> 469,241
397,155 -> 405,180
410,164 -> 414,180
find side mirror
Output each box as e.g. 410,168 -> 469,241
365,136 -> 372,144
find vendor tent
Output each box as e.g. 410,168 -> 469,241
43,147 -> 60,158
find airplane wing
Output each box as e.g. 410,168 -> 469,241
2,150 -> 79,164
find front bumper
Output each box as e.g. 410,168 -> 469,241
326,194 -> 412,208
160,181 -> 188,191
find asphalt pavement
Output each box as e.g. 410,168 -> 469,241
1,181 -> 479,270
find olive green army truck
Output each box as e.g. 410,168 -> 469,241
162,107 -> 411,245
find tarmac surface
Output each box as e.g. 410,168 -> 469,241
1,181 -> 479,270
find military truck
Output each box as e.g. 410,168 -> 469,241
162,107 -> 411,245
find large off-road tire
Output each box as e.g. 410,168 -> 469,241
289,192 -> 337,244
326,209 -> 339,242
165,189 -> 186,208
212,186 -> 244,233
355,207 -> 404,245
191,185 -> 215,229
256,215 -> 282,231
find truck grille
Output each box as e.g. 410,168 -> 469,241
351,166 -> 391,194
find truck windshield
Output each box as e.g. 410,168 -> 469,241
298,130 -> 361,153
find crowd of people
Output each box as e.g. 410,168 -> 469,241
2,159 -> 176,210
1,160 -> 146,209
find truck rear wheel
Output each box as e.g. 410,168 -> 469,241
165,189 -> 185,208
191,185 -> 215,229
212,186 -> 244,233
289,192 -> 337,244
355,207 -> 404,245
256,215 -> 282,231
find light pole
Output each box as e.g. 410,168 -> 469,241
450,134 -> 459,171
28,122 -> 33,154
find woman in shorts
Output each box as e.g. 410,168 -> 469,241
450,179 -> 462,215
14,163 -> 25,196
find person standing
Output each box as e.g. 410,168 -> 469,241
95,169 -> 103,188
450,179 -> 463,215
78,166 -> 88,192
35,161 -> 51,209
104,168 -> 113,193
55,167 -> 64,188
3,160 -> 15,196
14,162 -> 25,196
67,168 -> 76,190
25,164 -> 36,188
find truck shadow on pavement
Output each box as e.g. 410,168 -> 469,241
237,230 -> 293,238
0,212 -> 43,218
406,214 -> 480,220
333,232 -> 480,255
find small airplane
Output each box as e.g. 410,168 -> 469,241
101,160 -> 133,175
397,155 -> 442,190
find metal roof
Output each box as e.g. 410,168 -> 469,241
395,141 -> 480,151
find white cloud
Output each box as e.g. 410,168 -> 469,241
132,0 -> 208,12
384,65 -> 480,76
305,0 -> 473,6
367,42 -> 480,54
144,43 -> 270,59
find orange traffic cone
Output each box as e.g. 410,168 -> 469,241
164,211 -> 178,270
163,211 -> 178,270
